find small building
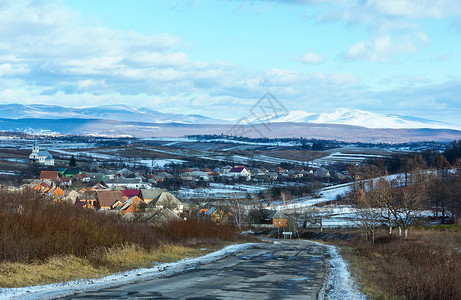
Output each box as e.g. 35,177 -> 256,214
272,211 -> 289,228
227,165 -> 251,180
147,192 -> 184,214
141,188 -> 167,204
146,208 -> 181,226
63,169 -> 81,178
96,190 -> 123,210
40,171 -> 59,180
29,140 -> 54,166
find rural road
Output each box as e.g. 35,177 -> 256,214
62,240 -> 330,300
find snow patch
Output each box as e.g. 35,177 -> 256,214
312,241 -> 366,300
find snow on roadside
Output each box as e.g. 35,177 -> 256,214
0,243 -> 256,300
312,241 -> 366,300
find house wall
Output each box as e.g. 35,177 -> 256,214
273,218 -> 288,228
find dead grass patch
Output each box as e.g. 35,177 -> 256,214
0,244 -> 212,288
330,229 -> 461,300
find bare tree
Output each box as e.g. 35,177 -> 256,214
302,207 -> 331,232
391,171 -> 426,239
353,181 -> 382,244
372,177 -> 397,234
227,196 -> 247,229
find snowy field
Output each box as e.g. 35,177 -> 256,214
176,182 -> 269,200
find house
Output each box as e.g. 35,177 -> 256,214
47,186 -> 66,198
56,167 -> 67,175
272,211 -> 289,228
29,140 -> 54,166
78,193 -> 98,208
104,177 -> 146,189
189,171 -> 210,181
275,167 -> 286,174
96,190 -> 123,210
252,168 -> 268,181
86,172 -> 106,182
122,189 -> 141,198
179,173 -> 193,181
119,196 -> 145,215
90,183 -> 107,190
227,165 -> 251,180
141,189 -> 167,204
73,173 -> 90,182
59,176 -> 72,186
200,207 -> 230,223
146,208 -> 181,226
40,171 -> 59,180
153,172 -> 173,182
116,168 -> 134,177
61,190 -> 81,205
266,171 -> 279,181
63,169 -> 81,178
221,166 -> 233,174
314,167 -> 330,178
147,192 -> 184,214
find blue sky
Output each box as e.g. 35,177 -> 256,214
0,0 -> 460,123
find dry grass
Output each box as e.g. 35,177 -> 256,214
0,244 -> 211,288
0,190 -> 246,288
333,228 -> 461,300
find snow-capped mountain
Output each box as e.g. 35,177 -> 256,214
249,108 -> 459,130
0,104 -> 458,130
0,104 -> 223,124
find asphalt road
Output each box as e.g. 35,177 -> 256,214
62,240 -> 329,300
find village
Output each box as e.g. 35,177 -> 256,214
1,138 -> 356,230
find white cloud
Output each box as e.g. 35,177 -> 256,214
344,32 -> 429,62
366,0 -> 461,19
296,52 -> 326,64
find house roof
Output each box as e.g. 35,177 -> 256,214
229,166 -> 249,173
64,169 -> 81,175
148,192 -> 183,208
96,190 -> 123,207
146,208 -> 180,225
122,189 -> 141,198
205,207 -> 217,215
40,171 -> 59,179
141,188 -> 166,200
38,150 -> 52,157
273,211 -> 289,219
104,177 -> 142,184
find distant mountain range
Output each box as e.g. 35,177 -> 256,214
0,104 -> 223,124
247,108 -> 458,130
0,104 -> 457,130
0,104 -> 460,142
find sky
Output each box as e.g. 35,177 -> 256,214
0,0 -> 460,123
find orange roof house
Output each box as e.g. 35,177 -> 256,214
120,196 -> 145,215
48,186 -> 66,198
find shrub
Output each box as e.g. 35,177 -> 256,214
0,189 -> 161,263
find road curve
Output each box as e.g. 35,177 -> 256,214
62,240 -> 328,300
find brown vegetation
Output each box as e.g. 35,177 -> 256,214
334,228 -> 461,300
0,189 -> 161,263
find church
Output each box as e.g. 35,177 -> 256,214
29,140 -> 54,166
